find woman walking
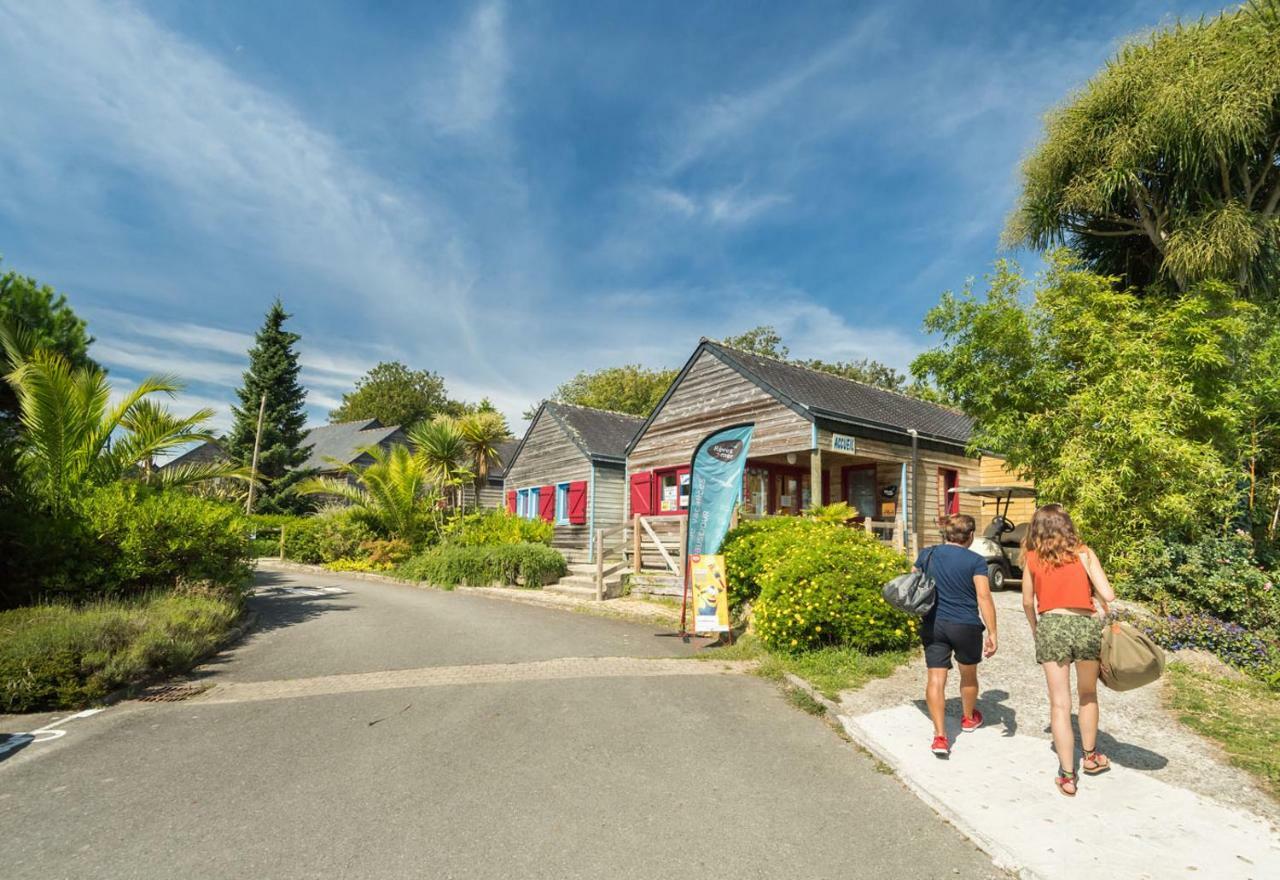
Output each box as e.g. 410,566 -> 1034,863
1021,504 -> 1117,796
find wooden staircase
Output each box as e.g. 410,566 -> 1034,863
544,559 -> 628,599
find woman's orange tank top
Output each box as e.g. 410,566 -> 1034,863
1025,548 -> 1095,614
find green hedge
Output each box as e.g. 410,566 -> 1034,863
443,509 -> 554,547
0,592 -> 242,712
741,519 -> 916,654
279,511 -> 377,564
397,542 -> 567,588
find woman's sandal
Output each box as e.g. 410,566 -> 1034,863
1055,768 -> 1078,797
1082,749 -> 1111,775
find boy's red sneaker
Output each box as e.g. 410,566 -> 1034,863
961,710 -> 984,732
931,735 -> 950,757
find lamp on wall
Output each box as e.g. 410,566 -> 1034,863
786,452 -> 797,465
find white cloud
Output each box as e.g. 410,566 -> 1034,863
647,185 -> 790,225
421,1 -> 509,134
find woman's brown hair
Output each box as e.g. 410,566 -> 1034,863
1025,503 -> 1083,567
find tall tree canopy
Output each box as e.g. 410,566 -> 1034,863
224,300 -> 309,512
0,265 -> 95,430
1005,1 -> 1280,296
912,255 -> 1272,564
329,360 -> 461,428
538,364 -> 678,418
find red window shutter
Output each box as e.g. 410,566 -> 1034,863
539,485 -> 556,522
506,490 -> 517,514
568,480 -> 588,524
629,471 -> 653,517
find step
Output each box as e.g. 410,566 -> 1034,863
565,561 -> 627,578
544,583 -> 606,599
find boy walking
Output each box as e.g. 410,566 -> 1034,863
915,514 -> 998,757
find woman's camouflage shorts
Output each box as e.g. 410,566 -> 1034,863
1034,613 -> 1103,664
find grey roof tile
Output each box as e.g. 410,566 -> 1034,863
544,402 -> 644,461
300,419 -> 406,471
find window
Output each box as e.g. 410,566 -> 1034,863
517,487 -> 541,520
654,466 -> 691,515
843,465 -> 877,518
938,468 -> 960,520
555,483 -> 570,525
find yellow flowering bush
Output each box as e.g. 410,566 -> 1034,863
748,520 -> 916,654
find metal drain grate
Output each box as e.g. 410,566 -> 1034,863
138,683 -> 210,703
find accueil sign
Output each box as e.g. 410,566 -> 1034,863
831,433 -> 856,453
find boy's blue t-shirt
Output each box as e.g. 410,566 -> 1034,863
914,543 -> 987,627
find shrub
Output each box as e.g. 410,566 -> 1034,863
749,520 -> 915,654
722,516 -> 811,608
443,509 -> 554,547
245,513 -> 297,558
279,510 -> 377,564
360,538 -> 413,567
72,485 -> 252,598
1122,531 -> 1278,631
1126,611 -> 1280,687
398,543 -> 567,588
0,592 -> 242,712
326,557 -> 393,573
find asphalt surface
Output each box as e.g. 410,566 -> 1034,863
0,565 -> 1000,879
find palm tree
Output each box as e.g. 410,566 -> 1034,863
458,410 -> 510,507
293,443 -> 438,541
408,416 -> 473,509
1,323 -> 251,513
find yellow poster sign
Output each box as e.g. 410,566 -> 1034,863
690,554 -> 730,633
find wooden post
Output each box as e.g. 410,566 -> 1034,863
279,526 -> 286,560
244,392 -> 267,515
809,447 -> 822,510
595,529 -> 605,601
632,514 -> 642,572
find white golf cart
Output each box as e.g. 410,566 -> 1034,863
946,485 -> 1037,590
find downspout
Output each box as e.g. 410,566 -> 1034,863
909,428 -> 920,558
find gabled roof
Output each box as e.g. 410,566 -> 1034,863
508,401 -> 644,473
160,439 -> 227,470
300,419 -> 405,471
627,339 -> 974,452
488,438 -> 522,482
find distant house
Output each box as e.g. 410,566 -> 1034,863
159,439 -> 227,472
503,402 -> 643,558
300,418 -> 409,476
477,437 -> 521,510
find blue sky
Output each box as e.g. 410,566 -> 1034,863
0,0 -> 1228,432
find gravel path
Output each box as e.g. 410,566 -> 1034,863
838,590 -> 1279,827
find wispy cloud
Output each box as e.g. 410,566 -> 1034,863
421,1 -> 509,134
647,185 -> 790,225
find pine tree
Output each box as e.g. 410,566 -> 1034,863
225,300 -> 310,512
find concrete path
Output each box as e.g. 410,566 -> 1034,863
837,591 -> 1280,880
0,563 -> 1003,880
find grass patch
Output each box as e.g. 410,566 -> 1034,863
698,634 -> 910,699
1164,662 -> 1280,799
0,592 -> 242,713
782,684 -> 828,716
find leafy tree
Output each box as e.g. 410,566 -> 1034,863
1,323 -> 248,515
408,416 -> 473,510
0,265 -> 95,431
458,410 -> 511,507
329,360 -> 461,427
294,444 -> 438,543
536,364 -> 677,418
722,326 -> 789,358
911,254 -> 1270,565
1005,2 -> 1280,296
224,300 -> 310,513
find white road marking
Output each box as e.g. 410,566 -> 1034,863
1,708 -> 105,757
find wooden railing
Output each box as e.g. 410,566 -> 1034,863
631,514 -> 687,576
592,521 -> 630,601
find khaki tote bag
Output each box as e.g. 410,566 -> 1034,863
1081,551 -> 1167,691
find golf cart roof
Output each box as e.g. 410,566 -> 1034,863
948,486 -> 1038,499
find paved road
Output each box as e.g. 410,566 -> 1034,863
0,565 -> 1000,879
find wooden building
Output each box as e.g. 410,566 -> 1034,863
625,339 -> 982,555
503,402 -> 643,558
299,419 -> 410,476
477,438 -> 521,510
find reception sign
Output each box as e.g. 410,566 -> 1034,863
690,554 -> 730,633
685,423 -> 754,558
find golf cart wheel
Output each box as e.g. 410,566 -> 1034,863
987,562 -> 1006,591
